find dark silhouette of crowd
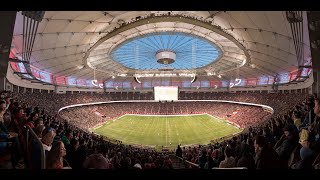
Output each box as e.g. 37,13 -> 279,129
2,88 -> 320,169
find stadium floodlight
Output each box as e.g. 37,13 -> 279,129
91,80 -> 98,86
190,73 -> 197,83
230,78 -> 241,88
250,64 -> 256,68
91,69 -> 98,86
117,73 -> 127,77
234,78 -> 242,86
134,76 -> 141,84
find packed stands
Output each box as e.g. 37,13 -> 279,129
2,90 -> 320,169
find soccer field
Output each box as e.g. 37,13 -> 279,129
93,114 -> 242,150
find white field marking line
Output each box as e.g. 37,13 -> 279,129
174,119 -> 181,145
167,117 -> 172,145
98,114 -> 240,147
198,116 -> 238,136
200,115 -> 239,134
126,113 -> 206,117
101,120 -> 159,148
205,113 -> 243,130
145,116 -> 156,139
202,117 -> 226,135
118,139 -> 157,148
125,118 -> 135,140
187,115 -> 210,143
200,120 -> 242,140
195,116 -> 213,132
165,116 -> 168,146
138,118 -> 148,136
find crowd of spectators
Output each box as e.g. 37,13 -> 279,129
60,102 -> 270,130
2,89 -> 320,169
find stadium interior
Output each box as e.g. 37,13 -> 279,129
0,11 -> 320,169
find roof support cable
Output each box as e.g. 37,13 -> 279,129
20,11 -> 45,78
286,11 -> 305,81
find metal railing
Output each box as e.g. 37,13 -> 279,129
25,126 -> 46,169
173,155 -> 200,169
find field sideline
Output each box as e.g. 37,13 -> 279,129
93,114 -> 242,150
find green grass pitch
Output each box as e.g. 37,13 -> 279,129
93,114 -> 242,150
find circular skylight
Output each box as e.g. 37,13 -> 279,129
110,32 -> 222,70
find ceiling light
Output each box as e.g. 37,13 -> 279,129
218,74 -> 221,78
76,65 -> 83,69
